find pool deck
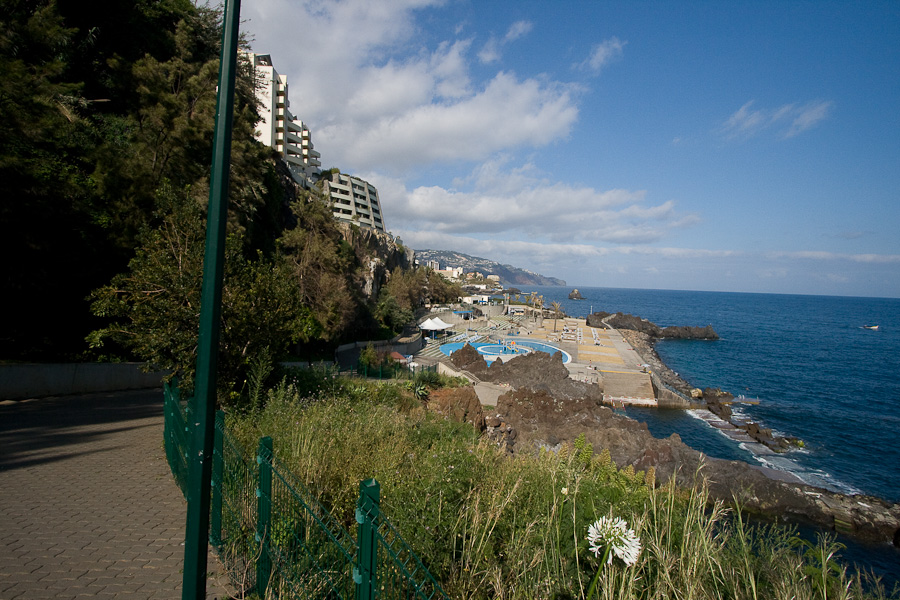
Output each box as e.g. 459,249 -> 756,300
420,316 -> 657,407
520,318 -> 656,406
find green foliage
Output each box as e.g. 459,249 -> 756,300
223,376 -> 892,600
0,1 -> 271,360
358,343 -> 378,369
374,290 -> 413,334
427,269 -> 464,304
87,184 -> 312,402
279,191 -> 361,341
2,2 -> 429,364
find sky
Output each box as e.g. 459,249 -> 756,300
240,0 -> 900,297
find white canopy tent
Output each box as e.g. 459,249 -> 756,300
419,317 -> 454,338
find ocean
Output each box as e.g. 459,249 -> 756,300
522,286 -> 900,580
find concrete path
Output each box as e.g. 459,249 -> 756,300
0,389 -> 231,599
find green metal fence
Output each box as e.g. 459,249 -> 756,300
163,381 -> 447,599
356,362 -> 437,380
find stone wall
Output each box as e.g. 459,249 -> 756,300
0,363 -> 166,400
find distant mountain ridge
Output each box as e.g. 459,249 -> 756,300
415,249 -> 566,287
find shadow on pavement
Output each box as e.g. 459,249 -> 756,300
0,388 -> 163,471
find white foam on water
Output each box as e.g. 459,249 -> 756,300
685,410 -> 859,496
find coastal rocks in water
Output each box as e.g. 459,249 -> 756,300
660,324 -> 719,340
585,311 -> 719,340
703,387 -> 734,420
491,384 -> 900,546
568,288 -> 585,300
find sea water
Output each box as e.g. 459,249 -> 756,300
522,286 -> 900,580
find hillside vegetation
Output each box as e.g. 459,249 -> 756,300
1,1 -> 458,404
228,370 -> 896,599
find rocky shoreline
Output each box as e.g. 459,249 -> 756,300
599,314 -> 804,453
439,341 -> 900,549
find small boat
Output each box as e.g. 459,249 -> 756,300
862,325 -> 879,330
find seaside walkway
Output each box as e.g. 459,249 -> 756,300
0,389 -> 230,599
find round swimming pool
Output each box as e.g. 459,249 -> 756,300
439,339 -> 571,364
477,343 -> 531,357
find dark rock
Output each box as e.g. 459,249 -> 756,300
586,312 -> 719,341
450,343 -> 489,376
492,385 -> 900,545
585,312 -> 611,328
568,289 -> 585,300
606,312 -> 662,336
703,387 -> 734,403
426,386 -> 485,431
659,325 -> 719,340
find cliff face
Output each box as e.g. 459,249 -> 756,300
337,223 -> 413,301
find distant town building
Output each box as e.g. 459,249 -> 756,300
486,274 -> 500,282
435,266 -> 463,280
246,52 -> 321,184
426,259 -> 440,270
320,171 -> 386,232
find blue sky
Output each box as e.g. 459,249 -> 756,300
242,0 -> 900,297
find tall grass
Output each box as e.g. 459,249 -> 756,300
228,373 -> 897,599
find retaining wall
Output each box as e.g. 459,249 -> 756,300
0,363 -> 166,400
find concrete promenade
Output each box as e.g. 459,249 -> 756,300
0,389 -> 231,599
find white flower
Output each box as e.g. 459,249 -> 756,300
561,487 -> 569,496
586,516 -> 641,567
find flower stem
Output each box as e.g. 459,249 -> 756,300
585,546 -> 610,599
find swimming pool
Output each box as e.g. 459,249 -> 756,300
439,339 -> 571,364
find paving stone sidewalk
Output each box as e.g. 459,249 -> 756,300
0,389 -> 233,599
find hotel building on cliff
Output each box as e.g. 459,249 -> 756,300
319,171 -> 386,232
246,52 -> 386,232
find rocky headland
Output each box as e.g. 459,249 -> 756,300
440,343 -> 900,548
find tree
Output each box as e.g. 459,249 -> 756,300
279,191 -> 360,340
426,270 -> 463,304
88,184 -> 313,404
0,1 -> 270,360
551,301 -> 563,332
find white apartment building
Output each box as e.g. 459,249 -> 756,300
246,52 -> 321,183
247,52 -> 387,232
320,172 -> 386,232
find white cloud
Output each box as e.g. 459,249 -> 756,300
785,100 -> 834,137
720,99 -> 834,140
576,37 -> 626,73
478,20 -> 533,63
477,38 -> 501,64
765,250 -> 900,263
505,20 -> 533,42
377,159 -> 698,243
242,3 -> 570,174
324,73 -> 578,171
